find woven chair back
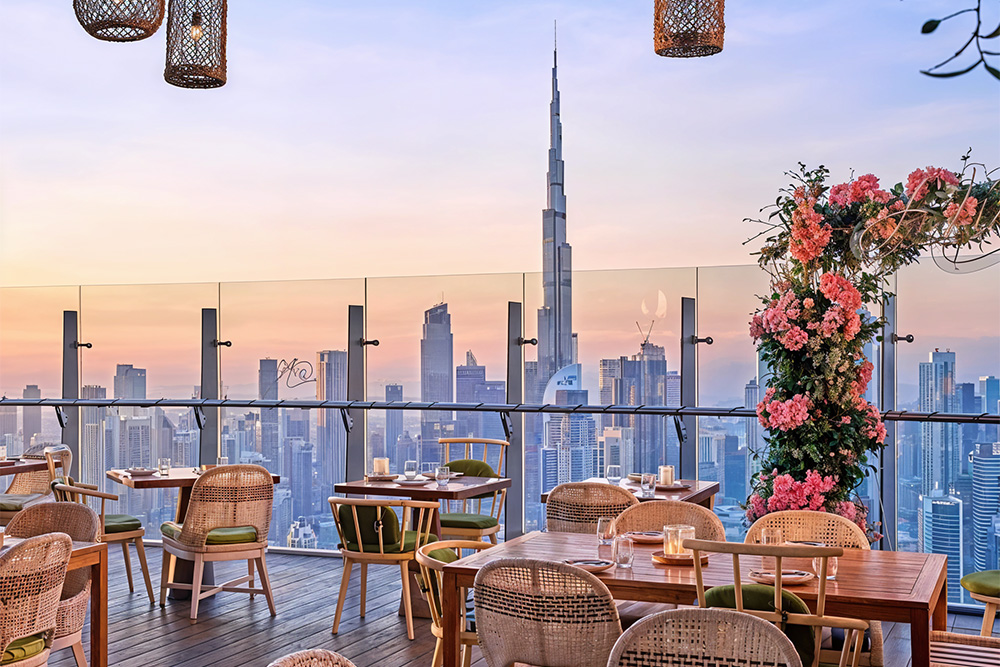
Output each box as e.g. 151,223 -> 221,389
329,497 -> 438,555
746,510 -> 870,550
474,557 -> 622,667
686,538 -> 868,667
0,533 -> 73,657
177,464 -> 273,548
613,500 -> 725,540
5,446 -> 70,495
6,501 -> 99,599
546,482 -> 639,534
266,649 -> 359,667
416,539 -> 493,632
608,607 -> 803,667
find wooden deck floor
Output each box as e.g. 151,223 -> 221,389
50,545 -> 995,667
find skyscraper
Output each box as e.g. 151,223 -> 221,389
258,359 -> 279,472
22,384 -> 41,451
316,350 -> 348,486
385,384 -> 403,470
920,486 -> 964,603
919,350 -> 959,495
980,375 -> 1000,442
456,350 -> 486,438
81,385 -> 107,487
970,443 -> 1000,572
113,364 -> 146,400
420,302 -> 454,462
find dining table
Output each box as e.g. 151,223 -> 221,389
0,458 -> 50,477
541,477 -> 719,508
2,537 -> 109,667
440,531 -> 948,667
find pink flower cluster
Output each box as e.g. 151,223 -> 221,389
751,289 -> 801,344
815,273 -> 863,340
819,273 -> 862,311
945,196 -> 979,227
788,188 -> 832,263
757,389 -> 812,431
829,174 -> 892,207
905,166 -> 960,201
778,326 -> 809,351
746,470 -> 840,521
861,403 -> 887,445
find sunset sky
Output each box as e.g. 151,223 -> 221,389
1,1 -> 998,404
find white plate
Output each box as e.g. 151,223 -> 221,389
126,467 -> 157,477
748,570 -> 815,586
395,479 -> 433,486
420,472 -> 465,479
563,558 -> 614,573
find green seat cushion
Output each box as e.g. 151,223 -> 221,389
440,512 -> 499,530
103,514 -> 142,534
0,494 -> 43,512
705,584 -> 815,667
961,570 -> 1000,597
160,523 -> 258,545
343,530 -> 438,554
447,459 -> 498,499
2,634 -> 46,665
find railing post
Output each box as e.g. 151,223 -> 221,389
680,297 -> 697,480
61,311 -> 80,478
880,293 -> 898,550
345,305 -> 366,483
199,308 -> 220,464
506,301 -> 525,539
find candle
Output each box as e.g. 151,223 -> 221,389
372,457 -> 390,475
659,465 -> 675,486
663,524 -> 696,555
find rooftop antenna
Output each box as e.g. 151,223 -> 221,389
636,320 -> 655,355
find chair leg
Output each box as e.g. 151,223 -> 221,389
332,558 -> 354,634
248,559 -> 256,599
461,643 -> 472,667
71,639 -> 87,667
255,553 -> 277,616
488,533 -> 497,545
982,601 -> 998,637
359,562 -> 368,618
431,638 -> 443,667
189,554 -> 205,622
159,552 -> 174,607
120,541 -> 135,592
133,537 -> 155,604
400,561 -> 414,640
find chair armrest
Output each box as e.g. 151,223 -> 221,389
53,482 -> 119,501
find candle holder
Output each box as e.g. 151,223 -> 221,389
663,524 -> 696,555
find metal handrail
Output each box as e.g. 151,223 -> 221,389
1,397 -> 996,424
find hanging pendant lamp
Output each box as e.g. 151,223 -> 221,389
74,0 -> 165,42
164,0 -> 227,88
654,0 -> 725,58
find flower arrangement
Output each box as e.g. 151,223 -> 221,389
746,157 -> 999,542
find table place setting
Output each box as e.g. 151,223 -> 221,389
562,558 -> 615,573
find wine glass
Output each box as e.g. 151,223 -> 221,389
606,465 -> 623,486
596,517 -> 615,546
403,460 -> 418,480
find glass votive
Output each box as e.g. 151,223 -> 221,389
663,524 -> 696,555
157,458 -> 171,475
658,465 -> 675,486
372,457 -> 390,475
217,456 -> 229,467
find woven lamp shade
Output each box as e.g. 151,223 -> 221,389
654,0 -> 725,58
164,0 -> 227,89
74,0 -> 165,42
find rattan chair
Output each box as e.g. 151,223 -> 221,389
474,557 -> 622,667
51,479 -> 155,604
0,445 -> 70,526
546,482 -> 639,534
607,607 -> 803,667
159,464 -> 276,622
929,630 -> 1000,666
6,502 -> 100,667
267,649 -> 359,667
687,538 -> 869,667
438,437 -> 509,544
746,510 -> 883,666
0,533 -> 74,667
416,539 -> 494,667
329,497 -> 439,640
612,499 -> 726,540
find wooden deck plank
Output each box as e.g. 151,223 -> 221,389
47,544 -> 980,667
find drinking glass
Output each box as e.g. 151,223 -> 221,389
596,517 -> 615,546
217,456 -> 229,466
812,554 -> 839,580
760,527 -> 783,571
612,535 -> 634,569
157,458 -> 171,475
435,466 -> 451,485
606,465 -> 622,485
640,473 -> 657,498
404,460 -> 418,480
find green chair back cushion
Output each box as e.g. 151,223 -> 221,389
104,514 -> 142,534
160,523 -> 258,544
705,584 -> 815,667
1,634 -> 46,665
0,494 -> 43,512
961,570 -> 1000,597
439,512 -> 499,530
337,505 -> 401,550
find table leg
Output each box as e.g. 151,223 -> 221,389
932,579 -> 948,630
910,608 -> 931,667
442,570 -> 461,667
167,486 -> 215,601
90,544 -> 108,667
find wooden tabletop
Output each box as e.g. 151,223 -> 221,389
444,531 -> 947,618
106,467 -> 280,489
335,475 -> 511,501
540,478 -> 719,506
0,459 -> 49,476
